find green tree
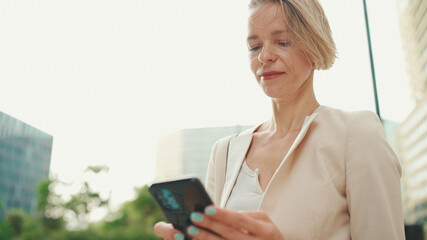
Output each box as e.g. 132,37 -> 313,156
85,165 -> 109,174
0,167 -> 166,239
0,220 -> 12,240
63,165 -> 110,229
97,185 -> 164,239
64,181 -> 109,229
5,209 -> 26,236
36,178 -> 64,232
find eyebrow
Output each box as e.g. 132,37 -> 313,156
247,30 -> 290,41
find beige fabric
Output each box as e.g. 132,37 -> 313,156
205,106 -> 405,240
205,134 -> 235,206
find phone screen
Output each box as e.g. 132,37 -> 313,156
149,177 -> 213,239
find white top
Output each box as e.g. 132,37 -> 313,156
225,115 -> 313,211
225,160 -> 264,210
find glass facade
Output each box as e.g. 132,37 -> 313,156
397,0 -> 427,100
396,0 -> 427,232
155,125 -> 251,183
394,98 -> 427,226
0,111 -> 53,219
181,126 -> 251,183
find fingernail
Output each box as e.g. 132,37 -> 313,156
190,212 -> 203,222
174,233 -> 184,240
205,206 -> 217,216
188,226 -> 199,235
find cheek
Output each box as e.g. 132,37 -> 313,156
293,51 -> 313,72
297,58 -> 313,76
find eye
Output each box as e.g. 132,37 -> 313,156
277,41 -> 291,47
248,45 -> 261,52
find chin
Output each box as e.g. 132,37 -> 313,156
263,91 -> 285,100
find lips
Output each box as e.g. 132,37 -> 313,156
260,71 -> 285,81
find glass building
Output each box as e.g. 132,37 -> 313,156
395,0 -> 427,232
155,125 -> 251,184
394,99 -> 427,226
0,111 -> 53,219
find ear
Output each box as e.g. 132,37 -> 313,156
311,61 -> 316,70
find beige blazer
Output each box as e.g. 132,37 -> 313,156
205,106 -> 405,240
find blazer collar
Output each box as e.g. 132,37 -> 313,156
219,124 -> 259,207
219,112 -> 319,208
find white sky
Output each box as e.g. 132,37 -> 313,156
0,0 -> 414,207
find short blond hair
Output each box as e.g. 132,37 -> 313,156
249,0 -> 337,70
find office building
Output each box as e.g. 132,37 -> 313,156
0,111 -> 53,219
395,0 -> 427,229
397,0 -> 427,101
394,98 -> 427,225
155,125 -> 251,184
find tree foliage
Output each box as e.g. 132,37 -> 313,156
5,209 -> 25,236
37,178 -> 65,232
85,165 -> 109,174
98,185 -> 165,239
0,165 -> 164,239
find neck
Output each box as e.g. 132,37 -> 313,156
267,81 -> 319,137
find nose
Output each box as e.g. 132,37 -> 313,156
258,44 -> 277,64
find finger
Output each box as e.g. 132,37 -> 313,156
203,206 -> 268,235
187,225 -> 226,240
190,212 -> 255,240
153,222 -> 185,240
240,210 -> 271,222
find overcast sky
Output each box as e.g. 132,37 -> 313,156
0,0 -> 414,208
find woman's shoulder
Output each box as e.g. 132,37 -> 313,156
314,105 -> 386,145
316,105 -> 381,126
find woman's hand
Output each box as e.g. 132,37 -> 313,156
187,206 -> 285,240
153,221 -> 185,240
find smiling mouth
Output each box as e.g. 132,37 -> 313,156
260,72 -> 285,81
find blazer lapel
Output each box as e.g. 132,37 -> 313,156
219,125 -> 259,208
219,111 -> 319,208
261,112 -> 319,206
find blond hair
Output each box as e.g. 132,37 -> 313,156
249,0 -> 337,70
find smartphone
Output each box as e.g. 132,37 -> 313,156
149,177 -> 213,239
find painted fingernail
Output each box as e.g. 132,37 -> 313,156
205,206 -> 217,216
190,212 -> 203,222
188,225 -> 199,235
174,233 -> 184,240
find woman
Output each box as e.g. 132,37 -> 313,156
155,0 -> 405,239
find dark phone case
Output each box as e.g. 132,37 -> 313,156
149,177 -> 213,240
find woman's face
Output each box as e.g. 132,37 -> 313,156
248,3 -> 314,101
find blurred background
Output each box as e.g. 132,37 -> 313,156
0,0 -> 425,239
